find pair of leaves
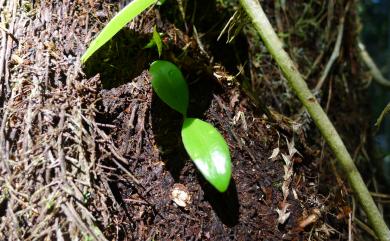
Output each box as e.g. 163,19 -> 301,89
81,0 -> 232,192
150,60 -> 232,192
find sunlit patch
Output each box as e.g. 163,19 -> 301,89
193,159 -> 210,177
211,151 -> 226,175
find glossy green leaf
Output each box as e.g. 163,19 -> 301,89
81,0 -> 157,63
150,60 -> 189,116
181,118 -> 232,192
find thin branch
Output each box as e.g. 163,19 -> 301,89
314,7 -> 346,92
238,0 -> 390,240
0,25 -> 18,43
359,42 -> 390,88
374,102 -> 390,132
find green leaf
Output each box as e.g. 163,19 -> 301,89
150,60 -> 189,116
181,118 -> 232,192
153,26 -> 163,57
144,38 -> 156,49
144,26 -> 163,57
81,0 -> 157,63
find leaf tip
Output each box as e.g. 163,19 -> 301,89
214,173 -> 231,192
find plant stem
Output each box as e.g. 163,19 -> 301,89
238,0 -> 390,240
359,42 -> 390,88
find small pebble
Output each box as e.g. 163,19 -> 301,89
171,183 -> 191,208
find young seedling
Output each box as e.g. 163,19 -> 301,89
82,1 -> 232,192
144,26 -> 163,57
150,60 -> 232,192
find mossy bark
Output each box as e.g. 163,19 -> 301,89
239,0 -> 390,240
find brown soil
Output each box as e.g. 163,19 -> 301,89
0,0 -> 377,240
98,69 -> 316,240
